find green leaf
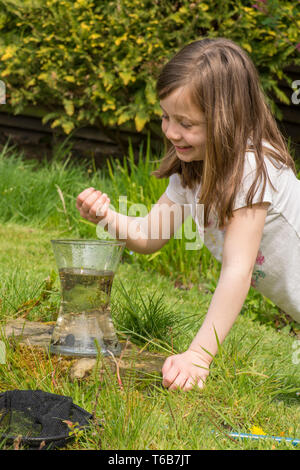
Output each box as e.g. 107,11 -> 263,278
42,112 -> 61,125
145,82 -> 157,105
119,71 -> 135,86
272,85 -> 290,105
62,120 -> 75,134
63,99 -> 75,116
135,111 -> 148,132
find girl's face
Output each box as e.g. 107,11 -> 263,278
160,86 -> 206,162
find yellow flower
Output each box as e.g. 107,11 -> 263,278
250,425 -> 266,436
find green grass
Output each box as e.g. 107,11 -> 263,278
0,140 -> 299,450
0,223 -> 299,450
0,138 -> 220,284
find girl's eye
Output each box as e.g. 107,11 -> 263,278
181,122 -> 192,129
161,114 -> 192,128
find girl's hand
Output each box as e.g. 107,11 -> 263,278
76,187 -> 111,225
162,349 -> 211,391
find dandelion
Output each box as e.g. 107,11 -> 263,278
250,425 -> 267,435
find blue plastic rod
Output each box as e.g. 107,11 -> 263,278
227,431 -> 300,446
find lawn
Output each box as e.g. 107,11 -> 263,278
0,142 -> 299,450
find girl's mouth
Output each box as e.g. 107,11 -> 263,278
175,146 -> 192,153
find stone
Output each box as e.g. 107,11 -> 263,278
1,319 -> 166,382
69,358 -> 97,380
2,318 -> 54,348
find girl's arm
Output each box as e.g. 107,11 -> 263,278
76,187 -> 188,254
162,202 -> 270,391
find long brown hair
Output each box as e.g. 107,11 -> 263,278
152,37 -> 296,228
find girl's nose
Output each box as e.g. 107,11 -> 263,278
163,121 -> 181,141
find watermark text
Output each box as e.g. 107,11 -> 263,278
96,198 -> 205,250
0,80 -> 6,104
291,80 -> 300,105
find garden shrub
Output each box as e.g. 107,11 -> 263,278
0,0 -> 299,136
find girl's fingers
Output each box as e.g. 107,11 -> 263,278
76,188 -> 111,224
76,187 -> 96,208
197,377 -> 205,389
161,354 -> 206,391
162,366 -> 180,388
161,356 -> 173,376
99,200 -> 110,217
89,200 -> 100,219
182,377 -> 197,391
167,373 -> 189,391
87,196 -> 109,219
81,191 -> 103,212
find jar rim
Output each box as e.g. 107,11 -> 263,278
51,239 -> 125,246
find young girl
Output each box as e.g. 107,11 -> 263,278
76,37 -> 300,391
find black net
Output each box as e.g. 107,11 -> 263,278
0,390 -> 92,449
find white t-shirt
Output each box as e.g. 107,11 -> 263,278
165,143 -> 300,322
